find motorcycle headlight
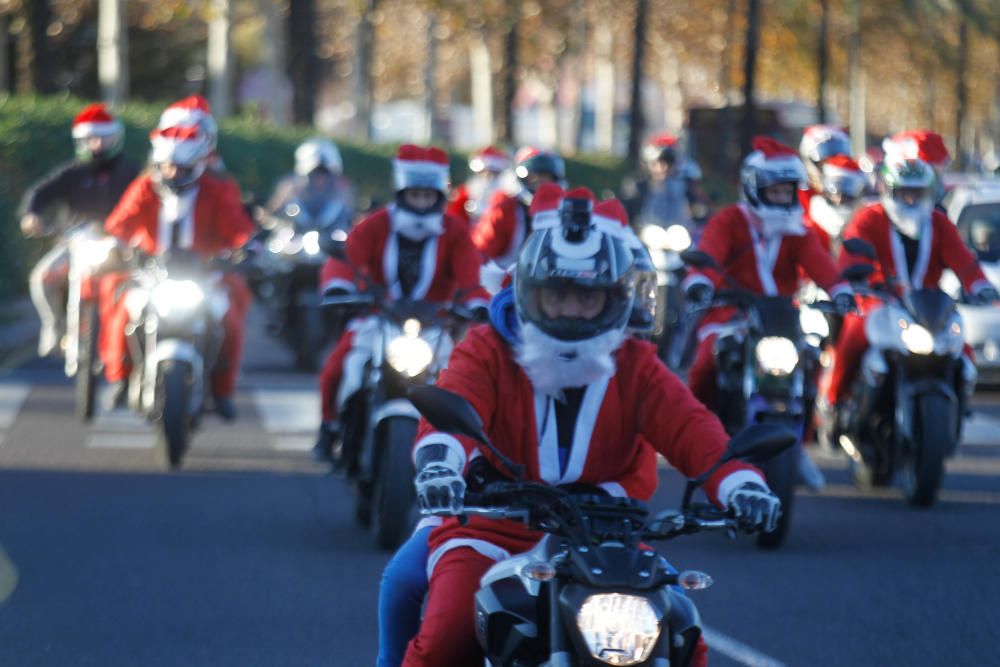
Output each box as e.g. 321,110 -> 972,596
755,336 -> 799,375
799,306 -> 830,338
639,224 -> 691,253
78,239 -> 116,267
900,323 -> 934,355
150,279 -> 204,317
302,230 -> 321,256
387,323 -> 434,377
576,593 -> 661,666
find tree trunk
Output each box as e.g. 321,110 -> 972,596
19,0 -> 53,94
497,0 -> 520,145
0,13 -> 10,93
470,32 -> 493,146
287,0 -> 319,125
260,0 -> 290,124
593,23 -> 615,153
207,0 -> 232,118
847,0 -> 865,156
740,0 -> 761,156
817,0 -> 829,123
423,11 -> 438,143
954,9 -> 969,170
626,0 -> 648,166
355,0 -> 379,141
97,0 -> 128,103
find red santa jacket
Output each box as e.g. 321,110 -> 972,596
472,192 -> 529,268
105,173 -> 255,254
320,206 -> 488,307
445,183 -> 473,226
839,202 -> 988,295
685,204 -> 847,332
414,326 -> 764,569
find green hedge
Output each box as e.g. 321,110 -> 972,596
0,94 -> 627,296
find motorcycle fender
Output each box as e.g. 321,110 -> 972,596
666,590 -> 703,667
143,339 -> 204,414
895,378 -> 958,453
370,399 -> 420,428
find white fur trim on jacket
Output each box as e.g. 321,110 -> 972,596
427,538 -> 511,580
599,481 -> 627,498
681,272 -> 714,293
320,278 -> 357,295
717,469 -> 769,508
412,432 -> 467,471
827,282 -> 853,299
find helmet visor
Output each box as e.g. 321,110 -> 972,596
812,135 -> 851,162
519,279 -> 633,342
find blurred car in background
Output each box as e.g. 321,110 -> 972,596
941,178 -> 1000,385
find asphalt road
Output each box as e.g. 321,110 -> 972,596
1,308 -> 999,666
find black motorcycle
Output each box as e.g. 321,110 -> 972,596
832,239 -> 973,506
677,250 -> 837,548
409,384 -> 796,667
254,204 -> 350,370
323,288 -> 476,550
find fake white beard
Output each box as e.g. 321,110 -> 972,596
882,196 -> 931,240
809,195 -> 851,238
514,322 -> 625,398
392,207 -> 444,241
755,204 -> 805,238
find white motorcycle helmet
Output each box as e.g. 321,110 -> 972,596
811,155 -> 867,238
740,136 -> 808,237
149,125 -> 211,192
295,137 -> 344,177
799,124 -> 851,190
879,156 -> 935,240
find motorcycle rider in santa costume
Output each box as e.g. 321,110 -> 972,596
19,102 -> 140,357
313,144 -> 490,460
156,95 -> 228,176
375,195 -> 659,667
883,129 -> 952,206
683,137 -> 856,491
445,145 -> 512,228
802,154 -> 867,255
401,183 -> 782,667
98,124 -> 256,419
820,155 -> 998,431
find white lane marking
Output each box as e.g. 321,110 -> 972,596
962,411 -> 1000,447
251,388 -> 319,435
0,383 -> 30,429
91,386 -> 148,431
0,543 -> 17,604
272,435 -> 316,452
87,432 -> 155,449
703,626 -> 788,667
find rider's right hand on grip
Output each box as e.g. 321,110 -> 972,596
685,282 -> 714,310
415,463 -> 466,514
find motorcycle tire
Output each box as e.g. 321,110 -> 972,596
75,301 -> 100,422
371,417 -> 418,551
756,433 -> 798,550
902,393 -> 953,507
157,361 -> 192,470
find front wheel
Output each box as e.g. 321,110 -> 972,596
371,417 -> 418,551
902,393 -> 954,507
756,436 -> 798,549
157,361 -> 193,469
75,301 -> 100,421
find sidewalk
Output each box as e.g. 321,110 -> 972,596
0,296 -> 39,368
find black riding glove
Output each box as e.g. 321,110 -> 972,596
685,282 -> 714,309
833,292 -> 857,315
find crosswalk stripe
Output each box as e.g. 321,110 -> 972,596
251,388 -> 319,436
0,383 -> 30,430
87,432 -> 155,449
961,411 -> 1000,447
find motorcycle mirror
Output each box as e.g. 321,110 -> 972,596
408,385 -> 487,443
679,250 -> 718,269
842,238 -> 877,261
722,422 -> 798,465
408,385 -> 525,481
842,263 -> 874,283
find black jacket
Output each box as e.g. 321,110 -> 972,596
18,155 -> 140,230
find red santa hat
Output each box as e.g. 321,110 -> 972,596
469,146 -> 510,173
646,132 -> 678,148
72,103 -> 122,139
887,129 -> 951,168
392,144 -> 450,194
158,95 -> 213,129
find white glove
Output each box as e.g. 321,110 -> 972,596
727,482 -> 781,533
415,463 -> 466,514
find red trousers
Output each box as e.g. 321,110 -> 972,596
319,329 -> 355,423
401,547 -> 708,666
98,271 -> 251,397
688,334 -> 719,411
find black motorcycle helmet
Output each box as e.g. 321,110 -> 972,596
514,147 -> 566,193
515,188 -> 635,342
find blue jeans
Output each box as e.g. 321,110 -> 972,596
376,526 -> 432,667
